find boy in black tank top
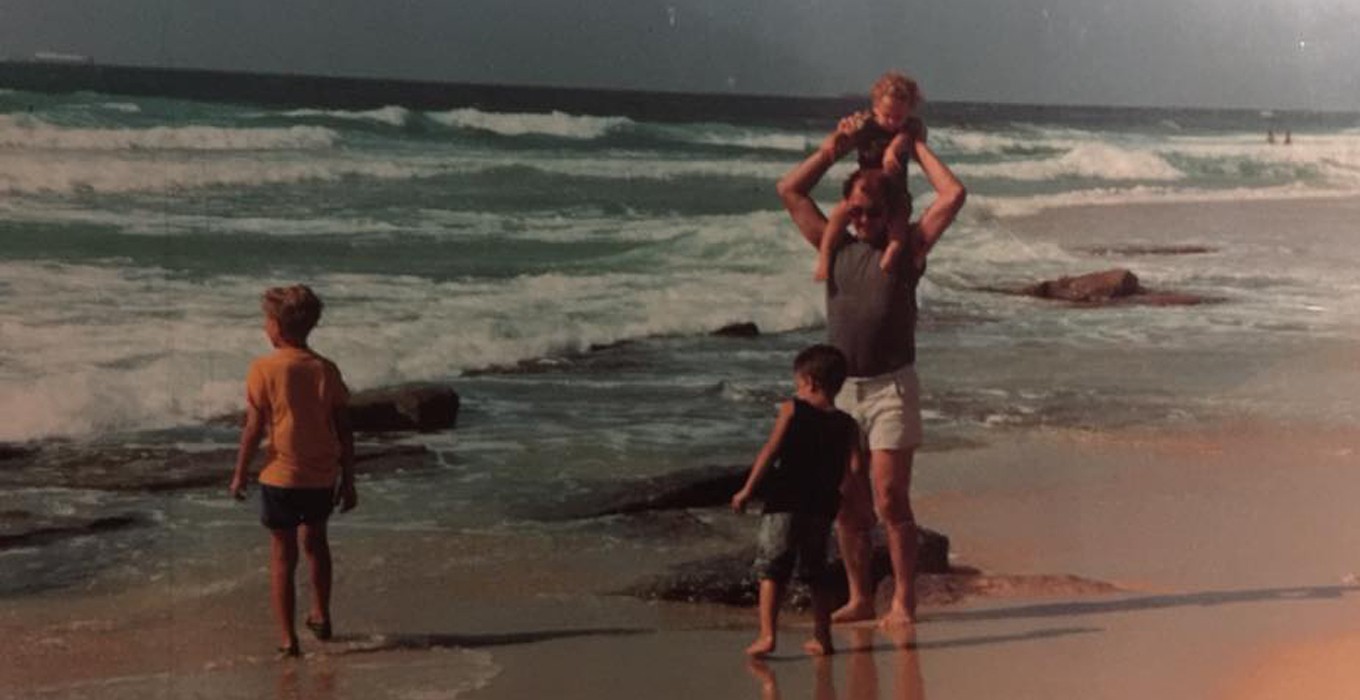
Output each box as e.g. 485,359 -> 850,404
732,345 -> 863,657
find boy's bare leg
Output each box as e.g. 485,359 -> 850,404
269,528 -> 301,652
833,468 -> 876,623
878,210 -> 911,273
872,449 -> 918,627
803,580 -> 836,656
300,521 -> 332,633
746,578 -> 784,657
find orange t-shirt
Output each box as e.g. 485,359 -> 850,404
246,347 -> 350,489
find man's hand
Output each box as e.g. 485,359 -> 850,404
731,489 -> 753,513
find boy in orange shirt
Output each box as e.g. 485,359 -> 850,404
230,284 -> 355,658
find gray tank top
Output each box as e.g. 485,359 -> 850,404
826,238 -> 921,377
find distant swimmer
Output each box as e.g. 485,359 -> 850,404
1284,130 -> 1292,145
1267,129 -> 1276,145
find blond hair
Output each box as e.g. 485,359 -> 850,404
261,284 -> 324,342
870,71 -> 922,111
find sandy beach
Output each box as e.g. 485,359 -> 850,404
4,179 -> 1360,700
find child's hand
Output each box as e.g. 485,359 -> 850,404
731,489 -> 752,513
336,479 -> 358,513
884,133 -> 911,175
228,475 -> 247,501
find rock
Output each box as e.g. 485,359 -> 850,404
1013,268 -> 1220,307
0,443 -> 435,493
524,464 -> 749,520
348,383 -> 459,433
712,322 -> 760,338
622,526 -> 950,609
1024,268 -> 1141,302
209,382 -> 460,434
0,511 -> 145,550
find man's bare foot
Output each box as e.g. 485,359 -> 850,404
877,606 -> 917,629
803,636 -> 835,656
831,600 -> 876,624
746,635 -> 776,658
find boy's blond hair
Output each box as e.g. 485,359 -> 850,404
262,284 -> 324,342
870,71 -> 923,112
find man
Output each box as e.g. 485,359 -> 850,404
776,117 -> 965,626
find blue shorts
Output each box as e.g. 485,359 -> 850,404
260,485 -> 334,530
752,512 -> 834,584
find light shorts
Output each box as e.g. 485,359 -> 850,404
835,363 -> 923,452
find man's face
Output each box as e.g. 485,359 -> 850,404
846,182 -> 889,242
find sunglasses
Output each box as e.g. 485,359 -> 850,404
847,205 -> 885,220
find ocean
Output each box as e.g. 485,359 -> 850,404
3,82 -> 1360,615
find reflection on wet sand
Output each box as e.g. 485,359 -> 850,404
276,662 -> 337,700
745,626 -> 926,700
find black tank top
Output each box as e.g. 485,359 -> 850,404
760,399 -> 858,516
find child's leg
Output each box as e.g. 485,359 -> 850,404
300,521 -> 333,634
878,208 -> 911,273
803,580 -> 836,656
746,577 -> 785,657
814,226 -> 842,281
269,527 -> 301,652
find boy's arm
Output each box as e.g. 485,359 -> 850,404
230,404 -> 267,500
334,406 -> 357,512
731,401 -> 796,513
909,138 -> 967,262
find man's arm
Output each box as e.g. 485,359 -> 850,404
776,117 -> 859,249
910,139 -> 967,261
230,405 -> 266,500
731,401 -> 795,512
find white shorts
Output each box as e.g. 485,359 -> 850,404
835,364 -> 923,452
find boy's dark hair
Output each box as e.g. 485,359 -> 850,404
261,284 -> 324,342
794,344 -> 848,395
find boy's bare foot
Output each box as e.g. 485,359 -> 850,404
879,241 -> 904,273
305,616 -> 333,641
276,642 -> 301,659
745,635 -> 777,658
803,636 -> 835,656
831,600 -> 876,624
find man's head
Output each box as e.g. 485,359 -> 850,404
869,72 -> 922,132
261,284 -> 323,346
841,169 -> 900,243
793,344 -> 849,398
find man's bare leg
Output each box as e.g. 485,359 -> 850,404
872,449 -> 918,627
832,466 -> 877,623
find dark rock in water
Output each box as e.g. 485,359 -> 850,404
712,322 -> 760,338
1024,268 -> 1142,302
622,526 -> 950,609
1002,268 -> 1219,307
0,510 -> 145,550
348,383 -> 459,433
0,443 -> 434,493
208,382 -> 459,434
526,464 -> 749,520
